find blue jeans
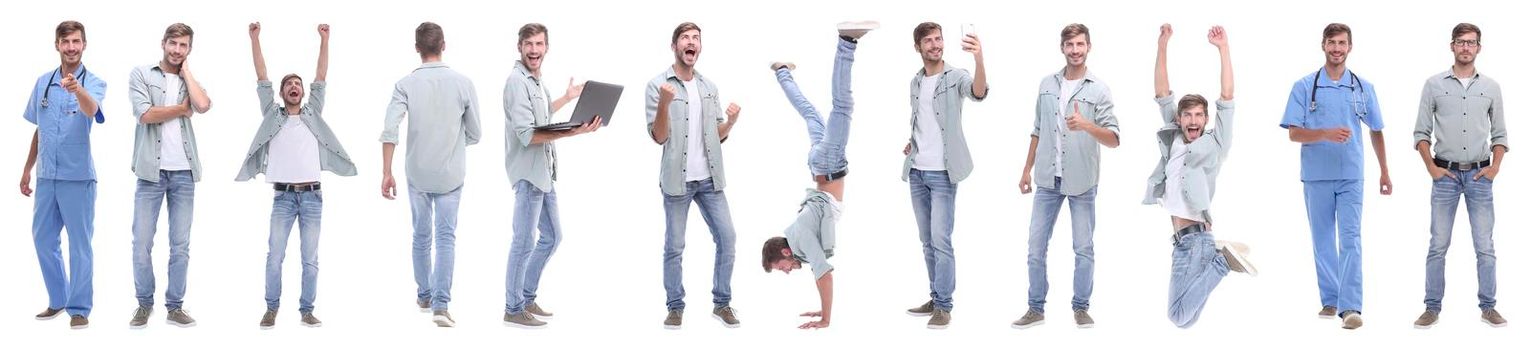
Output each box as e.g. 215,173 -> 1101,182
1425,168 -> 1497,311
1303,179 -> 1363,314
132,170 -> 195,310
1026,177 -> 1096,312
909,169 -> 957,311
33,179 -> 95,317
409,184 -> 462,311
265,189 -> 323,313
1168,231 -> 1228,328
662,178 -> 736,311
506,180 -> 562,314
775,37 -> 856,176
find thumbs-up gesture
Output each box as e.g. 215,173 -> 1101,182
1065,102 -> 1095,131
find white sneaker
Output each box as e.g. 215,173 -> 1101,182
837,21 -> 880,40
1216,240 -> 1258,277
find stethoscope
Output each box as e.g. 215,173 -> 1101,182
1308,69 -> 1365,114
41,66 -> 87,109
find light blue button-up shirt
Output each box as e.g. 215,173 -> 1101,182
129,64 -> 208,183
784,189 -> 838,280
379,62 -> 482,194
1032,70 -> 1119,196
901,66 -> 986,183
236,81 -> 356,181
1280,67 -> 1384,181
645,67 -> 727,196
24,65 -> 106,181
504,61 -> 557,192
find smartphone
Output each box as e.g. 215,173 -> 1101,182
962,24 -> 976,38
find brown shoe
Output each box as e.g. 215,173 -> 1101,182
906,300 -> 934,316
1413,310 -> 1439,329
166,309 -> 197,328
1482,309 -> 1508,328
70,315 -> 89,330
432,310 -> 455,327
712,306 -> 741,328
663,309 -> 683,330
1074,309 -> 1096,328
503,311 -> 546,329
36,307 -> 64,320
1318,306 -> 1338,319
417,299 -> 432,313
300,312 -> 323,328
927,309 -> 951,329
259,309 -> 277,330
526,302 -> 553,318
1011,310 -> 1044,329
1341,312 -> 1363,330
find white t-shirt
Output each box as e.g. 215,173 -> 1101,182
1459,76 -> 1475,89
1162,137 -> 1205,222
1054,78 -> 1083,178
159,73 -> 191,171
265,115 -> 322,184
682,79 -> 711,181
912,75 -> 945,171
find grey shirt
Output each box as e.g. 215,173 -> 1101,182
645,66 -> 727,196
236,81 -> 356,181
128,64 -> 207,182
901,65 -> 986,183
784,189 -> 839,280
379,62 -> 482,194
1414,70 -> 1508,163
1032,70 -> 1120,196
504,61 -> 557,191
1143,95 -> 1235,223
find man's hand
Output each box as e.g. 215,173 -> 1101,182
1207,25 -> 1227,49
568,116 -> 603,136
1159,23 -> 1174,45
1065,102 -> 1095,131
658,84 -> 676,106
725,103 -> 741,122
1020,172 -> 1033,194
249,22 -> 261,39
903,142 -> 911,156
566,77 -> 585,99
317,24 -> 329,39
60,71 -> 80,95
381,173 -> 397,200
797,311 -> 828,329
1427,165 -> 1455,181
961,33 -> 983,57
1379,173 -> 1393,195
1475,165 -> 1499,181
20,172 -> 33,197
1324,128 -> 1353,143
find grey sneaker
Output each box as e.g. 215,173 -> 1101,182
166,309 -> 197,328
770,62 -> 796,72
35,307 -> 63,320
417,299 -> 431,313
526,302 -> 553,318
259,309 -> 277,330
504,311 -> 547,329
1074,309 -> 1096,328
906,300 -> 935,316
836,21 -> 880,40
1318,306 -> 1338,319
432,310 -> 455,327
70,315 -> 89,330
713,306 -> 741,328
1482,309 -> 1508,327
1341,311 -> 1363,330
1414,310 -> 1439,329
927,309 -> 951,329
663,310 -> 683,330
1216,241 -> 1259,276
300,313 -> 322,328
129,306 -> 152,329
1011,310 -> 1045,329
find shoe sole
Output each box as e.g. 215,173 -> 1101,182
1221,247 -> 1259,277
1076,323 -> 1095,329
167,320 -> 197,328
1414,323 -> 1434,329
36,314 -> 61,321
302,322 -> 322,328
663,324 -> 681,330
906,310 -> 933,317
418,308 -> 431,313
926,324 -> 948,330
1011,320 -> 1044,330
503,321 -> 547,329
70,324 -> 89,330
1481,319 -> 1508,328
432,316 -> 455,327
836,22 -> 881,31
711,313 -> 741,328
260,325 -> 274,330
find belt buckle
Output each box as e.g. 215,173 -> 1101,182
1457,162 -> 1473,171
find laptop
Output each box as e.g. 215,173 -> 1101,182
534,80 -> 623,131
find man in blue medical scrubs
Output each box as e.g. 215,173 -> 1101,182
20,20 -> 106,330
1279,22 -> 1393,330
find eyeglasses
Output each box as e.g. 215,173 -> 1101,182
1452,39 -> 1481,48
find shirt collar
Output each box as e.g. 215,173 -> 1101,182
513,60 -> 539,83
1316,66 -> 1356,88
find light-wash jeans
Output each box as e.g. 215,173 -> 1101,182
1026,177 -> 1096,312
1424,167 -> 1497,311
265,189 -> 323,313
132,170 -> 195,310
662,178 -> 736,311
1168,230 -> 1228,328
505,180 -> 562,314
410,184 -> 462,311
909,169 -> 957,311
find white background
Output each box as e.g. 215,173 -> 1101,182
2,0 -> 1522,348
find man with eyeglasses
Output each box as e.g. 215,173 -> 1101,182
1278,22 -> 1392,330
1411,22 -> 1508,329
